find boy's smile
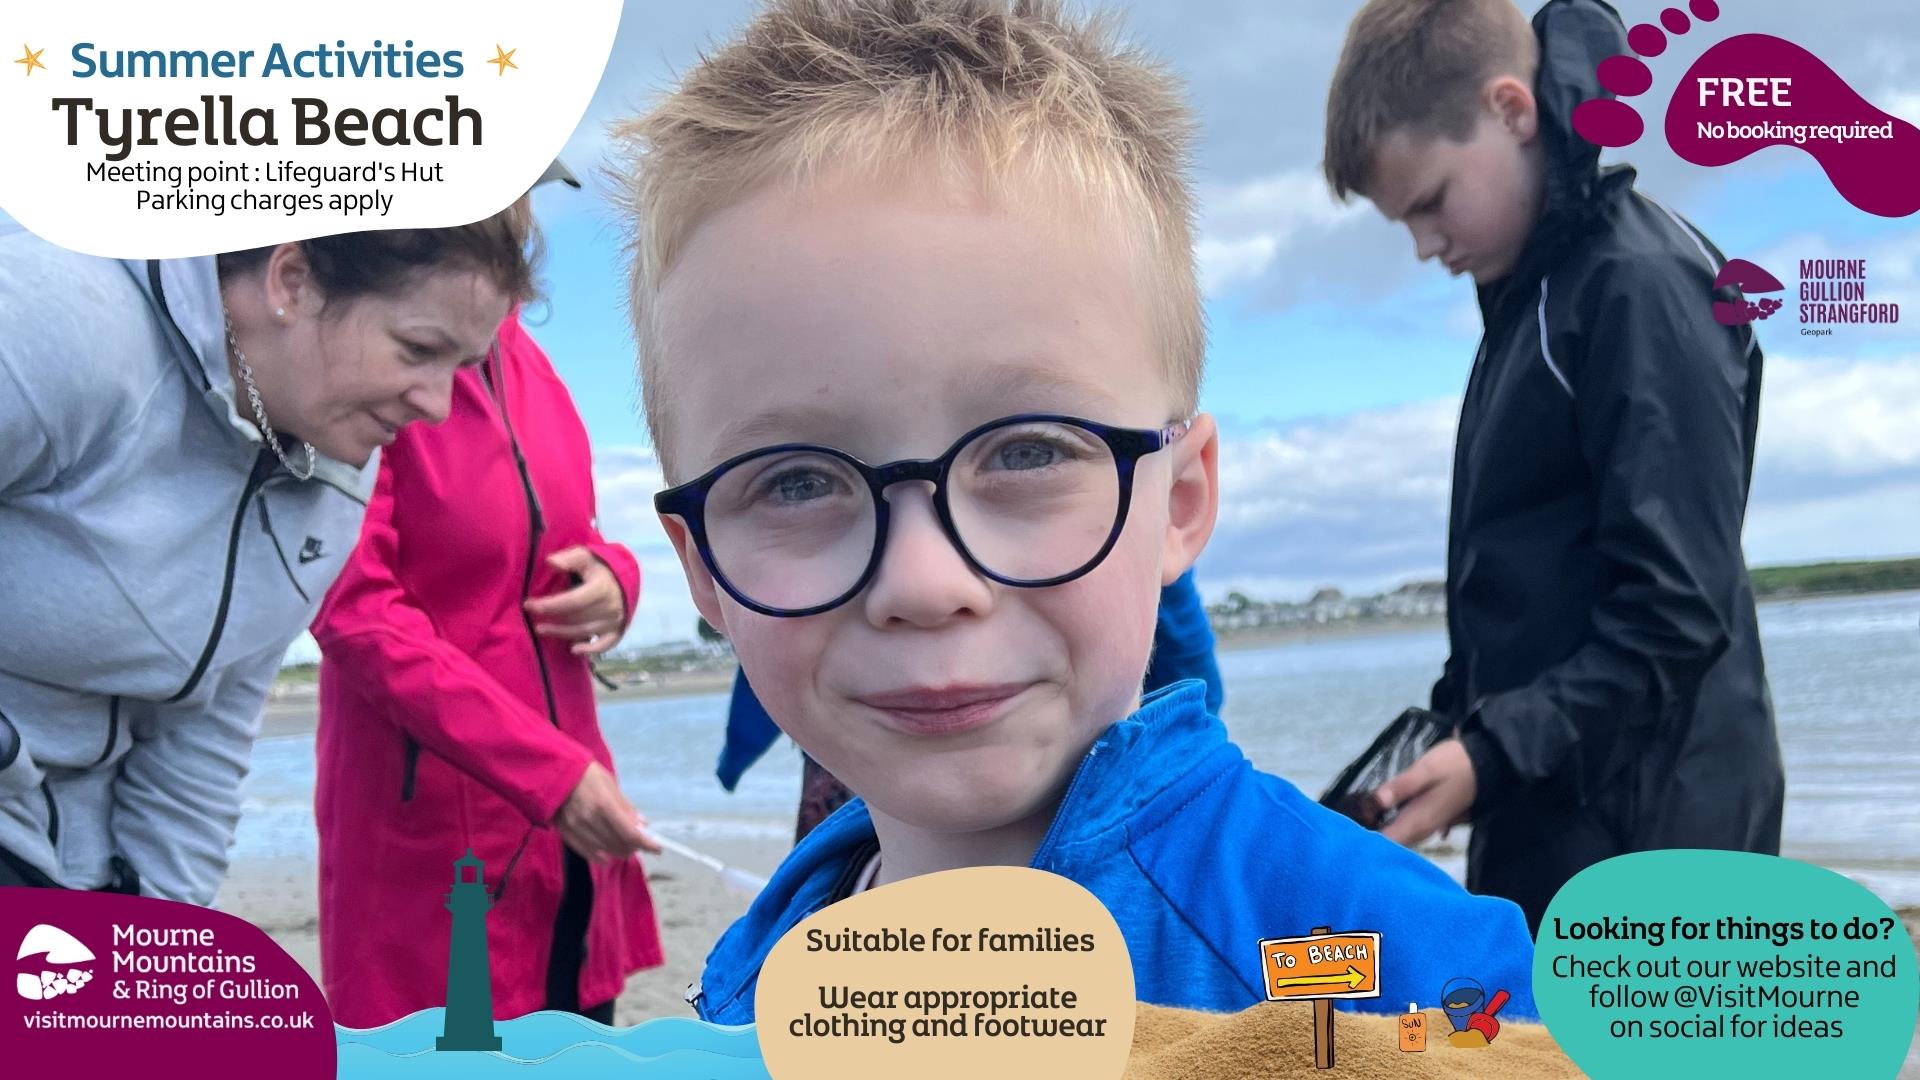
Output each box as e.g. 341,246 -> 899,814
653,163 -> 1217,869
852,681 -> 1041,737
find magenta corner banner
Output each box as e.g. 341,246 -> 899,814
1,886 -> 335,1076
1571,0 -> 1920,217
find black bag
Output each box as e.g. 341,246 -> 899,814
1318,707 -> 1452,828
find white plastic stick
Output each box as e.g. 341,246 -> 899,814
644,832 -> 769,896
653,834 -> 724,873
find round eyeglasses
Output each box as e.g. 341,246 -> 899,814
654,413 -> 1191,617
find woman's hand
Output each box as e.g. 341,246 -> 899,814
554,762 -> 662,863
1375,737 -> 1477,848
525,546 -> 629,656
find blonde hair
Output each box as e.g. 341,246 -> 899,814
612,0 -> 1202,478
1323,0 -> 1538,200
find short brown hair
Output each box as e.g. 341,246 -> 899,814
216,207 -> 541,308
612,0 -> 1202,478
1323,0 -> 1538,200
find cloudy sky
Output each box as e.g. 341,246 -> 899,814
502,0 -> 1920,646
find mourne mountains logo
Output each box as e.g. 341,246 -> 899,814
15,923 -> 97,1001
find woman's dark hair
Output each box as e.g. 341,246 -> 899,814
216,202 -> 541,307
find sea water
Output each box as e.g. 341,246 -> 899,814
235,590 -> 1920,904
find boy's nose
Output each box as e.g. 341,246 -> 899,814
859,483 -> 994,630
1410,223 -> 1445,263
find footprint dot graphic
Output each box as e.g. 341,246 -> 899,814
1597,55 -> 1653,96
1626,24 -> 1667,57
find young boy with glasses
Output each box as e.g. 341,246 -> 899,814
617,0 -> 1537,1022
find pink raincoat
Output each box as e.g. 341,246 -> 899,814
312,316 -> 662,1027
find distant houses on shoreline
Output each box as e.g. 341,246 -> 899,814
1204,581 -> 1446,634
1199,557 -> 1920,638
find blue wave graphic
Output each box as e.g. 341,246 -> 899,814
334,1011 -> 768,1078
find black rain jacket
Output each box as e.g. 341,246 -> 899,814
1436,0 -> 1785,915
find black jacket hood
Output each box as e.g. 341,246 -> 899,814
1532,0 -> 1629,221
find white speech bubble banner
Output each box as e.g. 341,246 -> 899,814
0,1 -> 621,257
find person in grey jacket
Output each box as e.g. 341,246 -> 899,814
0,215 -> 536,903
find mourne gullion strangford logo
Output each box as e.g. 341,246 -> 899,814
1712,257 -> 1900,335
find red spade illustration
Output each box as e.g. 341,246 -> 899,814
1468,988 -> 1510,1042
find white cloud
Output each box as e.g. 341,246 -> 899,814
1745,481 -> 1920,566
1196,168 -> 1368,295
1196,234 -> 1281,296
1192,353 -> 1920,601
1754,355 -> 1920,481
1200,401 -> 1458,600
589,446 -> 706,646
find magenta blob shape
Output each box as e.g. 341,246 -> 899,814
1627,24 -> 1668,56
1664,32 -> 1920,217
1660,8 -> 1691,34
1597,55 -> 1654,96
1689,0 -> 1720,22
1572,98 -> 1644,147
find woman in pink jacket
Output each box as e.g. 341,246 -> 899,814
313,308 -> 664,1027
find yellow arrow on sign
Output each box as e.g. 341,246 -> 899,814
1272,965 -> 1367,992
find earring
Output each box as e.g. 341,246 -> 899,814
275,307 -> 286,319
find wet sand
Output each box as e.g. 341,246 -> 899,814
214,836 -> 784,1025
257,667 -> 737,739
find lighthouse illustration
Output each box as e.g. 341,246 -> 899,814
436,850 -> 503,1051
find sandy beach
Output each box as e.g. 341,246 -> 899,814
256,666 -> 737,740
213,831 -> 785,1024
239,665 -> 764,1023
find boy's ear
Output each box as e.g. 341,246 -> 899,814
1161,412 -> 1219,586
1486,75 -> 1540,143
659,513 -> 731,636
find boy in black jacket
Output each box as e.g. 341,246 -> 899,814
1322,0 -> 1784,929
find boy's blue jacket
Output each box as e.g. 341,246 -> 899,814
694,680 -> 1537,1022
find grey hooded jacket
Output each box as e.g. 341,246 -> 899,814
0,223 -> 374,902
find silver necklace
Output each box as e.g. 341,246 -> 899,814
224,317 -> 316,481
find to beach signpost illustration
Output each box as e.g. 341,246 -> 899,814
1258,926 -> 1382,1069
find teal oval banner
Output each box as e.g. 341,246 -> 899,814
1535,850 -> 1917,1079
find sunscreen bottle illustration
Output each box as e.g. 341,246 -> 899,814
1399,1003 -> 1426,1052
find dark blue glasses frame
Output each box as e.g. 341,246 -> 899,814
654,413 -> 1191,617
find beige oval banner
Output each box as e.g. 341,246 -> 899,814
755,865 -> 1135,1079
